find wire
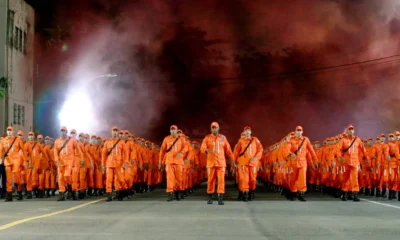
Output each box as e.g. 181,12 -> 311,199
119,52 -> 400,84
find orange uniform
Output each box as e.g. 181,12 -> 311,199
233,136 -> 263,193
159,133 -> 188,194
200,131 -> 233,195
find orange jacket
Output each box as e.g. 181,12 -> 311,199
338,136 -> 368,167
233,137 -> 263,167
54,137 -> 82,167
282,136 -> 317,168
200,134 -> 233,168
102,138 -> 128,168
159,135 -> 188,165
388,141 -> 400,168
0,136 -> 26,166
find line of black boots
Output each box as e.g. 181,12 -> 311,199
237,190 -> 256,202
4,185 -> 58,202
166,186 -> 199,202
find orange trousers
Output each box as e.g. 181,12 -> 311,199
389,168 -> 398,190
289,167 -> 307,192
378,167 -> 389,190
57,166 -> 67,193
79,167 -> 87,191
341,165 -> 359,192
94,167 -> 104,189
207,167 -> 225,194
45,170 -> 57,189
238,165 -> 257,192
166,164 -> 182,192
106,167 -> 126,193
5,164 -> 23,192
87,168 -> 94,189
124,167 -> 134,188
38,170 -> 45,190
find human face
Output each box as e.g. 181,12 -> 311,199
347,128 -> 355,136
244,129 -> 251,138
295,129 -> 303,138
170,129 -> 178,136
211,126 -> 219,135
60,130 -> 67,138
111,130 -> 118,138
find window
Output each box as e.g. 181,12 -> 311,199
23,32 -> 27,54
17,105 -> 21,125
7,11 -> 14,47
14,27 -> 18,50
19,29 -> 22,51
13,103 -> 17,124
21,106 -> 25,126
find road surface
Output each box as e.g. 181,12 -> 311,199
0,182 -> 399,240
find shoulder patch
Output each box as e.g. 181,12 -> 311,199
220,135 -> 225,142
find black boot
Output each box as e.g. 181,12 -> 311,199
382,188 -> 387,198
93,189 -> 99,196
207,194 -> 213,204
175,191 -> 180,201
180,191 -> 185,200
5,192 -> 12,202
167,192 -> 173,202
17,191 -> 23,201
364,188 -> 370,196
298,192 -> 306,202
87,188 -> 93,196
376,189 -> 381,197
67,186 -> 72,199
237,191 -> 243,201
370,187 -> 375,196
249,190 -> 255,201
218,194 -> 224,205
353,192 -> 360,202
57,192 -> 65,201
389,190 -> 394,200
72,191 -> 78,200
78,190 -> 85,199
52,189 -> 56,196
106,193 -> 112,202
243,191 -> 248,202
27,191 -> 33,199
45,189 -> 51,198
290,192 -> 297,201
117,191 -> 124,201
347,191 -> 353,200
398,191 -> 400,201
341,191 -> 347,201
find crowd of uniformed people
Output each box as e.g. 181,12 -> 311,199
0,123 -> 398,204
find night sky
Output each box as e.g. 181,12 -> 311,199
27,0 -> 400,145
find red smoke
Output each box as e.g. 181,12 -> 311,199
35,0 -> 400,144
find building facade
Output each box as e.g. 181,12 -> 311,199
0,0 -> 34,134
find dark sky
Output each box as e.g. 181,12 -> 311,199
27,0 -> 400,145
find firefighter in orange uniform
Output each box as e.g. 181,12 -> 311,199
338,125 -> 369,202
159,125 -> 188,201
233,126 -> 263,202
200,122 -> 233,205
102,127 -> 129,201
0,126 -> 27,201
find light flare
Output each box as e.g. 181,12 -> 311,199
58,89 -> 98,134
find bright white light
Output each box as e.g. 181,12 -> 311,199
58,89 -> 97,133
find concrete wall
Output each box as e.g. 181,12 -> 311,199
0,0 -> 7,134
0,0 -> 34,134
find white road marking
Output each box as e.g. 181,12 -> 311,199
360,198 -> 400,210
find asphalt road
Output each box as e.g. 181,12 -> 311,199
1,182 -> 400,240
